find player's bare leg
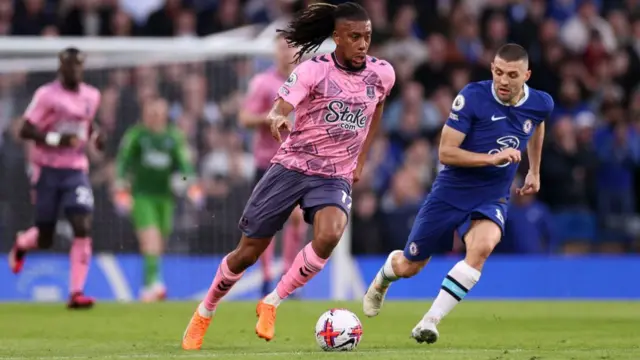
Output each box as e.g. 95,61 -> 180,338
67,214 -> 95,309
257,207 -> 346,341
412,219 -> 500,344
259,240 -> 275,296
138,227 -> 167,302
182,235 -> 270,350
363,251 -> 429,317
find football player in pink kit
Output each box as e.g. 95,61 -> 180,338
182,2 -> 395,349
8,47 -> 103,309
239,33 -> 309,297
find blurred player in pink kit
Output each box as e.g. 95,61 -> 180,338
8,48 -> 103,309
182,2 -> 395,349
239,33 -> 309,297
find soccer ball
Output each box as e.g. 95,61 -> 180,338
314,308 -> 363,351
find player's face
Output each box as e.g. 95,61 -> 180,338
275,36 -> 296,71
59,53 -> 85,86
491,56 -> 531,104
333,19 -> 372,69
143,99 -> 168,131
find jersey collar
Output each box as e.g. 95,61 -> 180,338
331,52 -> 367,73
491,82 -> 529,107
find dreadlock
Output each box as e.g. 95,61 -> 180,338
277,2 -> 369,63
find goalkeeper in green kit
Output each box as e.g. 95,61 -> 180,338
114,97 -> 203,302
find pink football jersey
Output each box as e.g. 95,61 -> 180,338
243,67 -> 290,170
24,81 -> 101,171
271,53 -> 396,182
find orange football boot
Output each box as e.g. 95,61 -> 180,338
255,300 -> 277,341
182,309 -> 212,350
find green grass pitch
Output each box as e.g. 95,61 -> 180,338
1,301 -> 639,360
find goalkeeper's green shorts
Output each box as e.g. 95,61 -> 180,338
131,195 -> 175,237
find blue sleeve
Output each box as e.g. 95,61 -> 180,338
445,85 -> 476,134
541,91 -> 555,122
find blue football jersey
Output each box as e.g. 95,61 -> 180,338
430,80 -> 554,210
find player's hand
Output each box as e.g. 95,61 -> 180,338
490,148 -> 521,166
59,134 -> 79,148
517,171 -> 540,196
269,115 -> 292,143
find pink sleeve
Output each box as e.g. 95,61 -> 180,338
23,87 -> 51,125
243,74 -> 268,114
277,60 -> 321,107
378,62 -> 396,103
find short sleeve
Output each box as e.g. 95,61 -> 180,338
243,74 -> 269,114
24,87 -> 51,125
445,85 -> 476,135
277,60 -> 320,108
377,61 -> 396,103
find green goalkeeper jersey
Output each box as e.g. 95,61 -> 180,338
115,124 -> 195,196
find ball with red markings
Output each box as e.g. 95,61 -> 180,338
314,308 -> 363,351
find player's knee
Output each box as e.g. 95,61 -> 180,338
313,225 -> 343,258
229,235 -> 272,272
36,225 -> 55,249
465,232 -> 500,266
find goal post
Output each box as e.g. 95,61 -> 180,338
0,30 -> 365,301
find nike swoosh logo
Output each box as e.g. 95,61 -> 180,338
491,115 -> 507,121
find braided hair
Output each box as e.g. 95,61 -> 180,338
277,2 -> 369,63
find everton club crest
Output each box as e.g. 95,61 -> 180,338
366,85 -> 375,99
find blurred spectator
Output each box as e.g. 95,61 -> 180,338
383,81 -> 441,134
560,0 -> 616,54
379,167 -> 424,252
351,190 -> 383,254
380,4 -> 426,67
540,117 -> 597,252
59,0 -> 115,36
12,0 -> 54,35
144,0 -> 182,36
197,0 -> 243,36
593,106 -> 640,250
499,176 -> 555,254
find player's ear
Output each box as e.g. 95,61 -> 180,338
524,70 -> 531,82
332,30 -> 340,46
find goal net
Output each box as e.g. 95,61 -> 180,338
0,29 -> 364,300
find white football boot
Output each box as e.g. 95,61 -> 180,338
411,316 -> 440,344
362,250 -> 403,317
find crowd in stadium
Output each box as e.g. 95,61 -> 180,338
0,0 -> 639,256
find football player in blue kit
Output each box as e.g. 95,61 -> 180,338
362,43 -> 554,343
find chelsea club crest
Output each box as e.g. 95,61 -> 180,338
523,119 -> 533,134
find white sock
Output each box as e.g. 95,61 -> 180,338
374,250 -> 403,289
198,302 -> 214,318
426,260 -> 481,321
262,289 -> 283,307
